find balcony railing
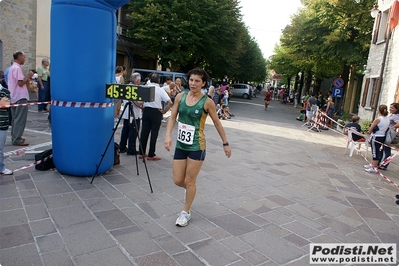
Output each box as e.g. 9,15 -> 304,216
117,23 -> 130,38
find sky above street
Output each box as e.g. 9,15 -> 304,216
239,0 -> 303,58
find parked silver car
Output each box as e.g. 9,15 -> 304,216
230,83 -> 250,99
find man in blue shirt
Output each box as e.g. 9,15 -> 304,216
3,60 -> 14,87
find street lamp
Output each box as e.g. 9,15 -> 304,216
370,4 -> 380,18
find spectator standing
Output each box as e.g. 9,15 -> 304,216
162,76 -> 173,87
114,66 -> 124,124
175,78 -> 182,94
161,76 -> 176,99
317,92 -> 324,109
0,71 -> 6,88
164,68 -> 231,227
222,89 -> 229,106
325,97 -> 335,127
252,84 -> 257,98
4,60 -> 14,125
379,103 -> 399,170
8,51 -> 33,146
248,85 -> 253,100
119,72 -> 143,155
293,90 -> 298,108
365,105 -> 389,173
256,84 -> 262,95
207,84 -> 215,100
139,73 -> 172,160
212,84 -> 221,106
305,93 -> 317,125
37,58 -> 50,112
0,87 -> 13,175
3,60 -> 14,87
161,77 -> 176,122
28,71 -> 39,100
221,75 -> 229,94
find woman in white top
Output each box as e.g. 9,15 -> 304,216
114,66 -> 124,122
365,104 -> 389,173
379,103 -> 399,170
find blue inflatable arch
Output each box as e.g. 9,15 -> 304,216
51,0 -> 130,176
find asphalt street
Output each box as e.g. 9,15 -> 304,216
0,95 -> 398,266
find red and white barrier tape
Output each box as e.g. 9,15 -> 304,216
4,141 -> 53,157
1,100 -> 114,109
0,101 -> 51,109
11,154 -> 53,173
321,110 -> 398,152
51,100 -> 114,108
316,110 -> 399,190
352,144 -> 399,189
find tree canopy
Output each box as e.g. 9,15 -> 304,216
270,0 -> 375,88
127,0 -> 266,83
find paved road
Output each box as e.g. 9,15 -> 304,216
1,96 -> 398,266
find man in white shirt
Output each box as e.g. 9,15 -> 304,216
119,72 -> 143,155
139,73 -> 172,160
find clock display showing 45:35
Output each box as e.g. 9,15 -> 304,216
106,84 -> 140,100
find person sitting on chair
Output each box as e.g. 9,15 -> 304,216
345,115 -> 365,142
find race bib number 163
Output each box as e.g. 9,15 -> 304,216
177,122 -> 195,145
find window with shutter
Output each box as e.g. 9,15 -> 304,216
370,78 -> 380,109
372,13 -> 381,44
361,78 -> 370,107
377,10 -> 389,43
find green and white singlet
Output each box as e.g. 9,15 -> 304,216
176,92 -> 208,151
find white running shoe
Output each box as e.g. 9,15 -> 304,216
365,167 -> 377,173
1,168 -> 13,175
175,211 -> 191,227
364,164 -> 372,168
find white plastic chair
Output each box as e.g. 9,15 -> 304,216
345,128 -> 368,157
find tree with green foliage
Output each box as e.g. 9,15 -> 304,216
271,0 -> 375,96
127,0 -> 266,82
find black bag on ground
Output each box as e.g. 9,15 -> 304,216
35,149 -> 55,171
114,142 -> 120,165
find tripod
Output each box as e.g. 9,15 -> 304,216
91,101 -> 153,193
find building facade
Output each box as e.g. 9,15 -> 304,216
358,0 -> 399,120
116,4 -> 158,73
1,0 -> 157,81
0,0 -> 37,72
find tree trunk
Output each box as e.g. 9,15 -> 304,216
335,61 -> 350,113
298,71 -> 305,106
305,70 -> 312,94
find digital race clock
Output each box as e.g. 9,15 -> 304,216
105,84 -> 155,102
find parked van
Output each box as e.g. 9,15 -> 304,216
230,83 -> 250,99
132,68 -> 188,90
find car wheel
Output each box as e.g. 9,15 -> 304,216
243,93 -> 249,99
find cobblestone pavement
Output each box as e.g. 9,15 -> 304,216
1,96 -> 398,266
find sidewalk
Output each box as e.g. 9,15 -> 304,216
0,99 -> 398,266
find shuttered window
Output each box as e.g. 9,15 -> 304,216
370,78 -> 379,109
361,78 -> 370,107
372,13 -> 381,44
362,78 -> 379,109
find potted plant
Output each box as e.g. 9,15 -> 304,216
336,111 -> 349,132
361,119 -> 371,134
